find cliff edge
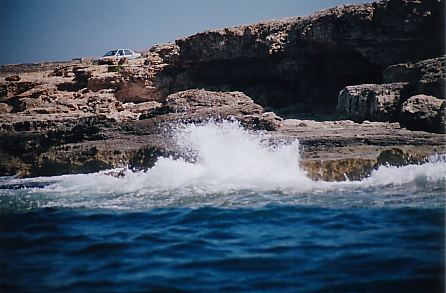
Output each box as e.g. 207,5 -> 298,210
0,0 -> 444,180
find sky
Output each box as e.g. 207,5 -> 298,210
0,0 -> 372,65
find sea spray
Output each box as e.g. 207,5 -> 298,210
162,120 -> 310,191
0,121 -> 445,210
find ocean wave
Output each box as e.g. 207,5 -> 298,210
0,121 -> 444,210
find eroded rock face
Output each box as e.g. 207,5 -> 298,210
0,103 -> 12,113
337,56 -> 445,125
142,89 -> 283,131
123,101 -> 162,114
400,95 -> 445,133
383,56 -> 446,99
337,83 -> 408,122
0,0 -> 444,179
156,0 -> 443,116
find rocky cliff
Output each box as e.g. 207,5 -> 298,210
0,0 -> 444,180
156,0 -> 444,117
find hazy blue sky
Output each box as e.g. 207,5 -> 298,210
0,0 -> 372,65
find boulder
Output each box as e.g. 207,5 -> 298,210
142,89 -> 282,130
337,83 -> 408,122
400,94 -> 445,133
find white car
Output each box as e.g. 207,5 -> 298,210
98,49 -> 141,64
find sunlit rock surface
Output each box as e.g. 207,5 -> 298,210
0,0 -> 444,180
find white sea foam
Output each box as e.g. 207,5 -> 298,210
44,121 -> 310,196
1,121 -> 445,209
361,156 -> 446,187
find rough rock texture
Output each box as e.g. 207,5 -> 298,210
337,56 -> 445,130
154,0 -> 443,116
141,89 -> 282,130
400,95 -> 445,133
383,56 -> 446,99
279,119 -> 445,180
337,82 -> 409,122
0,0 -> 444,181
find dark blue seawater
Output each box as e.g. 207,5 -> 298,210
1,205 -> 444,292
1,123 -> 445,292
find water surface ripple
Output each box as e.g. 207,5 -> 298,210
1,206 -> 444,292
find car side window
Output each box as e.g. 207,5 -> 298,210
118,50 -> 125,56
125,50 -> 132,56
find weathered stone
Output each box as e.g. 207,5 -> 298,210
83,91 -> 123,114
0,83 -> 6,98
50,66 -> 76,77
383,56 -> 445,99
0,103 -> 12,113
148,42 -> 180,64
302,158 -> 375,181
400,94 -> 445,133
5,75 -> 21,81
145,89 -> 282,130
160,0 -> 443,116
0,60 -> 88,74
73,66 -> 94,84
124,101 -> 162,114
375,148 -> 417,167
113,64 -> 163,103
1,81 -> 40,98
15,97 -> 46,112
72,65 -> 109,89
87,73 -> 118,92
337,83 -> 408,122
0,0 -> 444,179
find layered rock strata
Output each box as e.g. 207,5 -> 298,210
155,0 -> 443,117
337,56 -> 445,132
0,0 -> 444,181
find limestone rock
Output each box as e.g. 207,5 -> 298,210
1,81 -> 41,98
83,91 -> 123,114
87,73 -> 118,92
337,83 -> 408,122
0,84 -> 6,98
114,65 -> 163,103
51,66 -> 75,77
73,65 -> 108,88
124,101 -> 162,114
400,94 -> 445,133
5,75 -> 21,81
148,42 -> 179,64
0,0 -> 444,179
142,89 -> 282,130
161,0 -> 443,116
0,103 -> 12,113
383,56 -> 445,99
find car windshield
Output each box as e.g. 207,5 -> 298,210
103,50 -> 117,57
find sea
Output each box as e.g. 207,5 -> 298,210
1,121 -> 445,292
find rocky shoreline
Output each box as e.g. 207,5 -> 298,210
0,0 -> 444,181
